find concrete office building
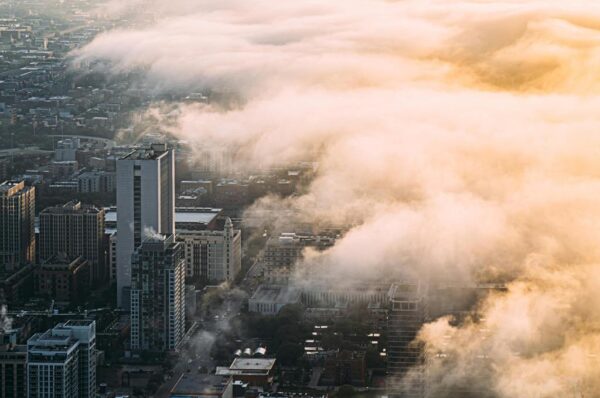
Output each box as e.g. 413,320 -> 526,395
0,181 -> 35,270
263,232 -> 336,268
177,218 -> 241,284
300,282 -> 390,309
248,285 -> 301,315
130,235 -> 185,352
77,171 -> 115,193
192,146 -> 233,178
54,138 -> 80,162
116,144 -> 175,307
39,201 -> 105,283
386,282 -> 427,398
27,320 -> 96,398
49,160 -> 79,179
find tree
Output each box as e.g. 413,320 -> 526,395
277,342 -> 304,366
336,384 -> 356,397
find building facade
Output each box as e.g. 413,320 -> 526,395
170,374 -> 233,398
322,350 -> 367,386
130,235 -> 185,352
54,138 -> 79,162
77,171 -> 116,193
0,264 -> 34,306
27,320 -> 96,398
116,144 -> 175,307
108,232 -> 117,284
49,160 -> 79,179
39,201 -> 105,283
263,233 -> 335,269
0,160 -> 8,182
177,218 -> 241,284
300,283 -> 390,309
0,340 -> 26,398
387,282 -> 426,398
35,255 -> 90,304
0,181 -> 35,270
248,285 -> 301,315
215,358 -> 276,388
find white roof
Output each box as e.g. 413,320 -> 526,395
104,208 -> 220,225
230,358 -> 276,371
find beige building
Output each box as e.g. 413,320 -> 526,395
177,218 -> 241,284
39,201 -> 105,283
0,181 -> 35,270
263,232 -> 336,268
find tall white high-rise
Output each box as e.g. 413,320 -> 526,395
116,144 -> 175,307
27,320 -> 97,398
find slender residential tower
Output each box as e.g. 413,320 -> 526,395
130,234 -> 185,352
116,144 -> 175,307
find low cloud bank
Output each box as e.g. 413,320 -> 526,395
78,1 -> 600,395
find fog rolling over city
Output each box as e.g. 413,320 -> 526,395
75,0 -> 600,396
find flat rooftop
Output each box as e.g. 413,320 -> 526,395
170,373 -> 229,397
388,281 -> 423,302
0,180 -> 30,196
62,319 -> 94,327
250,285 -> 300,304
175,210 -> 221,225
41,200 -> 101,214
230,358 -> 276,371
121,145 -> 168,161
28,330 -> 76,350
105,207 -> 221,228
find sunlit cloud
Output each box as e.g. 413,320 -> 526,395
76,0 -> 600,395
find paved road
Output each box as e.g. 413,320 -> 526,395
155,235 -> 268,396
309,367 -> 324,388
154,321 -> 213,398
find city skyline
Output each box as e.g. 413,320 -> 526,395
0,0 -> 599,397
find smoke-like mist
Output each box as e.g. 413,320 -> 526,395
142,226 -> 166,242
0,305 -> 12,333
77,0 -> 600,396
